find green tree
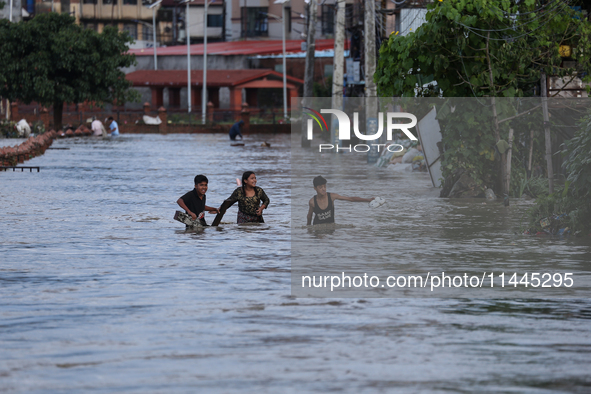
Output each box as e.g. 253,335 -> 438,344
528,113 -> 591,234
0,13 -> 137,129
375,0 -> 591,195
375,0 -> 591,98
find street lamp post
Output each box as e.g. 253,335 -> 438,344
196,0 -> 217,123
272,0 -> 290,120
202,0 -> 209,124
6,0 -> 13,120
148,0 -> 163,71
180,0 -> 193,114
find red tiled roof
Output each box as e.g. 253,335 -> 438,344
129,39 -> 342,57
126,69 -> 304,87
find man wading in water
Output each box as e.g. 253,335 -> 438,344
307,176 -> 375,225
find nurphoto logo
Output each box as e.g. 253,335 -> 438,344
304,108 -> 419,153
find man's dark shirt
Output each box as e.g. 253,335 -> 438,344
181,189 -> 207,225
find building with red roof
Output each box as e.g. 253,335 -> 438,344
125,39 -> 344,110
126,69 -> 303,111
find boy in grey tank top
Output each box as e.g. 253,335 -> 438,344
307,176 -> 375,225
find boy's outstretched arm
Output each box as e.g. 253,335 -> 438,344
177,198 -> 196,220
332,193 -> 375,203
306,199 -> 314,225
204,205 -> 220,214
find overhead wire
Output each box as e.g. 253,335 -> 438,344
459,15 -> 569,42
453,1 -> 575,100
393,6 -> 428,36
454,0 -> 571,33
497,0 -> 562,17
379,0 -> 580,101
394,0 -> 449,36
456,2 -> 575,42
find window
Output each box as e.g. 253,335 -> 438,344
157,9 -> 173,22
345,4 -> 360,29
241,7 -> 268,37
103,0 -> 117,4
123,23 -> 137,40
142,25 -> 153,41
82,0 -> 97,4
321,5 -> 334,35
123,0 -> 137,5
207,14 -> 223,28
61,0 -> 70,12
84,22 -> 98,31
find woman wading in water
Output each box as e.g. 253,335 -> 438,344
224,171 -> 270,223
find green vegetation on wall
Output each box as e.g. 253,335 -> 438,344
375,0 -> 591,199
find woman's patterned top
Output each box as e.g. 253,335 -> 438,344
227,186 -> 270,217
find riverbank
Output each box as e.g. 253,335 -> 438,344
0,131 -> 58,167
0,123 -> 100,167
7,102 -> 290,135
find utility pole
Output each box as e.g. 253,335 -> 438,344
153,9 -> 158,69
303,0 -> 316,99
180,0 -> 194,114
271,0 -> 289,120
5,0 -> 13,120
365,0 -> 379,163
202,0 -> 208,124
331,0 -> 345,146
148,0 -> 163,71
302,0 -> 317,147
364,0 -> 377,99
380,0 -> 387,39
541,72 -> 554,194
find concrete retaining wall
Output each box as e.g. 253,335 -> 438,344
0,131 -> 58,167
0,125 -> 98,167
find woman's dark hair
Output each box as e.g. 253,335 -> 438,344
194,174 -> 208,185
241,171 -> 255,193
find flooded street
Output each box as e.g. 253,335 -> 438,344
1,133 -> 591,392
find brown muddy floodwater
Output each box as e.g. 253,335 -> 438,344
0,133 -> 590,393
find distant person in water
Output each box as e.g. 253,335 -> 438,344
91,117 -> 107,137
307,176 -> 375,225
223,171 -> 270,223
107,116 -> 119,136
229,120 -> 244,140
177,174 -> 219,226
